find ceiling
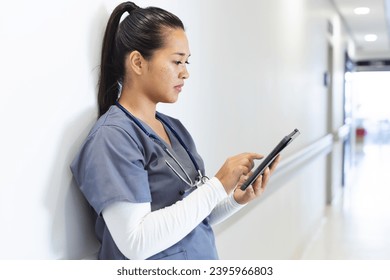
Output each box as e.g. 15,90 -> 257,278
332,0 -> 390,61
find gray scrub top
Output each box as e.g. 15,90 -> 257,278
70,105 -> 218,260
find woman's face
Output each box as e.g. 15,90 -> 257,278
141,28 -> 191,104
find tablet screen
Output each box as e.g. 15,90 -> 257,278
240,128 -> 300,190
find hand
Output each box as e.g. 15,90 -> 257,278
215,153 -> 263,194
233,155 -> 281,204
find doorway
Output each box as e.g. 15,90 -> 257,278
350,71 -> 390,146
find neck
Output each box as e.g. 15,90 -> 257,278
119,84 -> 172,146
118,88 -> 157,124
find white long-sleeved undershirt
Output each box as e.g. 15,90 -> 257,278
102,177 -> 245,260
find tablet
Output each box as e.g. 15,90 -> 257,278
240,128 -> 300,190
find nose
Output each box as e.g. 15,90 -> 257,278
179,66 -> 190,80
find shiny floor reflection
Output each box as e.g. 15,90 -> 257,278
302,141 -> 390,259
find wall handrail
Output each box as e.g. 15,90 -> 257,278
273,134 -> 333,179
214,133 -> 334,235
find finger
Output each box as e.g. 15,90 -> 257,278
242,157 -> 255,171
238,158 -> 255,175
234,153 -> 262,169
237,174 -> 249,186
254,176 -> 268,197
247,185 -> 255,195
269,155 -> 281,173
240,153 -> 263,166
244,152 -> 264,160
262,167 -> 271,187
252,175 -> 263,192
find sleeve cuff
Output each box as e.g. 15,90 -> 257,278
228,192 -> 247,209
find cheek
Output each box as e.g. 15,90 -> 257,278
159,65 -> 176,80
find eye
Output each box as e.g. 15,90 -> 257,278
174,61 -> 190,65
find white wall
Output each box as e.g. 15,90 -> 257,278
0,0 -> 107,259
0,0 -> 346,259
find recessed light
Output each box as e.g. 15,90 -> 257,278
354,7 -> 370,15
364,34 -> 378,42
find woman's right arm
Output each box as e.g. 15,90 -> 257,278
102,152 -> 261,260
102,177 -> 226,260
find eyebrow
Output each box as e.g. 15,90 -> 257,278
172,52 -> 191,57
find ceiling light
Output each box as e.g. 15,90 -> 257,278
364,34 -> 378,42
354,7 -> 370,15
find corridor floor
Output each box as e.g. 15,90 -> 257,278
302,140 -> 390,259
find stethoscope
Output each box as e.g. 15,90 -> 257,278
115,101 -> 209,194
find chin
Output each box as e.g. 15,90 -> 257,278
166,94 -> 179,103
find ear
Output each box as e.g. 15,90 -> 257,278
126,51 -> 145,75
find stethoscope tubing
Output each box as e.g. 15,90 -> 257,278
115,101 -> 208,186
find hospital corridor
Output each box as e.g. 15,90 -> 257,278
303,134 -> 390,259
301,69 -> 390,259
1,0 -> 390,263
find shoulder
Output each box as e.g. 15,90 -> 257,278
86,106 -> 143,147
91,106 -> 134,134
71,106 -> 147,179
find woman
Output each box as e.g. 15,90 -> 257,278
71,1 -> 280,260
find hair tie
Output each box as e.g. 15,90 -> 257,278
124,1 -> 139,14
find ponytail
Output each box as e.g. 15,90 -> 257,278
97,2 -> 138,117
97,1 -> 185,118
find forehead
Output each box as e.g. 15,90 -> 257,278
159,28 -> 190,56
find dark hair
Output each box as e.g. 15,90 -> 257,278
97,1 -> 185,117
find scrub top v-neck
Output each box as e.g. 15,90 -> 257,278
70,105 -> 219,259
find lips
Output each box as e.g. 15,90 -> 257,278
174,84 -> 184,92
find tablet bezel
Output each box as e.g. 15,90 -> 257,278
240,128 -> 300,191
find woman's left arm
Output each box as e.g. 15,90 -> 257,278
209,155 -> 281,225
